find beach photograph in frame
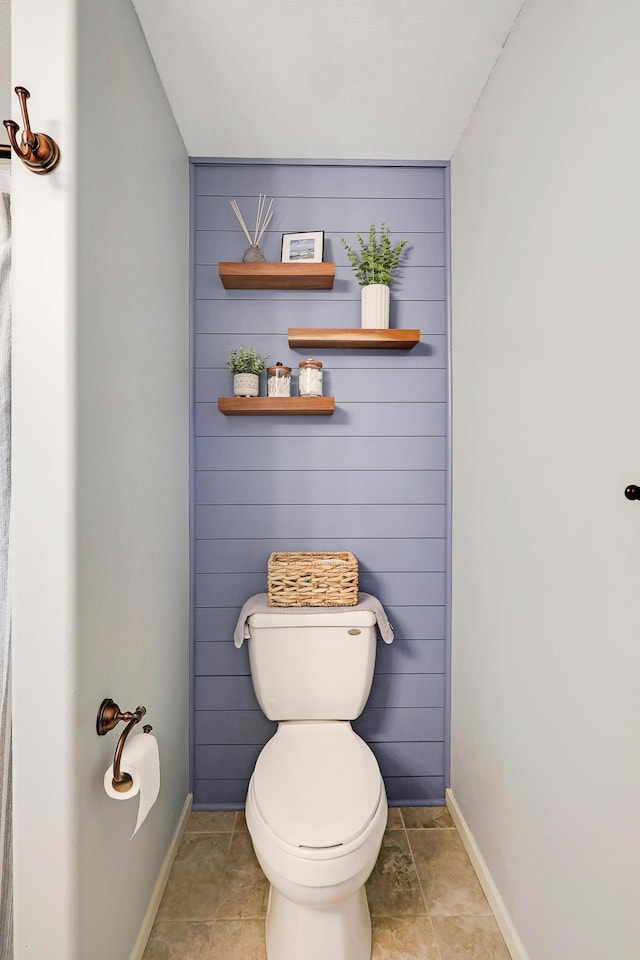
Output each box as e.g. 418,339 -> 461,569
281,231 -> 324,263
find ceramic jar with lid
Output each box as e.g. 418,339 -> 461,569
267,362 -> 292,397
298,358 -> 323,397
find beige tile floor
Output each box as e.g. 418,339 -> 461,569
143,806 -> 511,960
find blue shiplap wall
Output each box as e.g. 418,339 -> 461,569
191,160 -> 449,808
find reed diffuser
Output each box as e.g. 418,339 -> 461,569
230,193 -> 274,262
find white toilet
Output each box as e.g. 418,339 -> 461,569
244,609 -> 388,960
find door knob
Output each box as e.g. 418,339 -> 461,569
624,485 -> 640,500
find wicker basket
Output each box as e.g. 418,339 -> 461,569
267,551 -> 359,607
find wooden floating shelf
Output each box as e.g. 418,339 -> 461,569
288,328 -> 421,349
218,397 -> 335,416
218,262 -> 335,290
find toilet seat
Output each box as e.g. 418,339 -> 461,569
252,722 -> 382,850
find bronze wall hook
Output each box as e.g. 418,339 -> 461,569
3,86 -> 60,174
97,698 -> 153,794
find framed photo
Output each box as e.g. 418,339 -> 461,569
281,231 -> 324,264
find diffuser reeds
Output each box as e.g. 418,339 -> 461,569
230,194 -> 274,249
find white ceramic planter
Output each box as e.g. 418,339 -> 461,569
361,283 -> 390,329
233,373 -> 259,397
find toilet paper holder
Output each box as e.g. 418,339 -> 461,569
96,698 -> 153,793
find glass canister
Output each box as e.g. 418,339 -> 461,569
298,358 -> 323,397
267,362 -> 292,397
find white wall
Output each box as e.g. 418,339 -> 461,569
11,1 -> 189,957
0,0 -> 9,123
450,2 -> 640,959
11,1 -> 78,953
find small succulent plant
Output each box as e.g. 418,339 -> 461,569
227,345 -> 269,375
340,222 -> 408,287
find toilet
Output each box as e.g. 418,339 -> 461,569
243,609 -> 388,960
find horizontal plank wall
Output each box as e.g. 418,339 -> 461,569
191,160 -> 450,807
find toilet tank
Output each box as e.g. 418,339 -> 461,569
246,610 -> 378,720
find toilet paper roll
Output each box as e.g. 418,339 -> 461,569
104,731 -> 160,839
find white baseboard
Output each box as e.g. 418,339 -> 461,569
446,789 -> 530,960
129,793 -> 193,960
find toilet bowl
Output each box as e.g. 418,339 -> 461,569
241,607 -> 392,960
245,721 -> 387,960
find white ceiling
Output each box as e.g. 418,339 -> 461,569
131,0 -> 525,160
1,1 -> 526,159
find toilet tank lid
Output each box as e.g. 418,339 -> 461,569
252,723 -> 382,849
248,610 -> 376,629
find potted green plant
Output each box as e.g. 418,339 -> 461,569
340,223 -> 408,328
227,345 -> 269,397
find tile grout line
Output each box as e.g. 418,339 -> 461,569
204,916 -> 217,960
400,810 -> 445,960
213,820 -> 240,924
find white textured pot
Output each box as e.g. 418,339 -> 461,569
233,373 -> 259,397
361,283 -> 390,329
